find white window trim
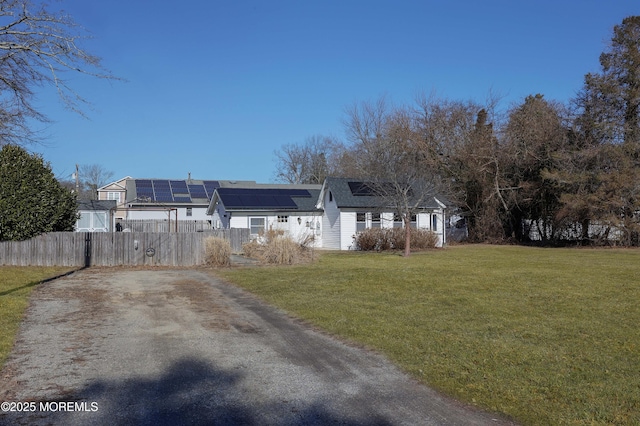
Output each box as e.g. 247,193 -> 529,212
249,217 -> 266,236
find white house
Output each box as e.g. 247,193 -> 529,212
207,184 -> 323,246
317,177 -> 447,250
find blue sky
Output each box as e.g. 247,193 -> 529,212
33,0 -> 638,184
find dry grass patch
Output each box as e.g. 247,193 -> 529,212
204,236 -> 232,267
242,230 -> 314,265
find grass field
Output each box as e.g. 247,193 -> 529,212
0,266 -> 75,368
218,245 -> 640,425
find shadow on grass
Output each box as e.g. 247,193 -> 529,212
0,269 -> 80,297
1,356 -> 393,426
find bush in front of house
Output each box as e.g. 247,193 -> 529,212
242,230 -> 313,265
204,236 -> 232,266
355,228 -> 439,251
354,228 -> 390,251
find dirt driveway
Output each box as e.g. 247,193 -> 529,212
0,269 -> 515,425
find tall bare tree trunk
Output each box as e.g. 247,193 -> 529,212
403,216 -> 411,257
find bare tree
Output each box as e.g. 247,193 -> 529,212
273,135 -> 347,184
0,0 -> 117,145
345,98 -> 441,256
78,164 -> 113,200
414,94 -> 508,242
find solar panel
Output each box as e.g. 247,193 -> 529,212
348,181 -> 379,196
173,196 -> 192,203
203,180 -> 220,198
170,180 -> 188,192
155,194 -> 174,202
188,184 -> 207,199
135,180 -> 154,201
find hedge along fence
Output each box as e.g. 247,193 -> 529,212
0,229 -> 250,267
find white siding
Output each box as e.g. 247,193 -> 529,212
127,209 -> 173,220
416,210 -> 445,247
223,212 -> 321,247
339,211 -> 357,250
321,190 -> 341,249
381,212 -> 394,228
126,206 -> 209,221
229,215 -> 251,229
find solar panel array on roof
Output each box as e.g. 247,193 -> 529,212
347,181 -> 411,197
348,181 -> 377,196
133,179 -> 219,203
216,188 -> 311,209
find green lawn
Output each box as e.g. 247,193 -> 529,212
0,266 -> 75,368
217,245 -> 640,425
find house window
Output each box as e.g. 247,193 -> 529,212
329,191 -> 333,202
76,211 -> 108,232
393,213 -> 403,228
77,212 -> 91,230
277,215 -> 288,223
107,192 -> 121,203
410,214 -> 417,229
356,213 -> 366,232
186,208 -> 193,217
432,214 -> 438,231
250,217 -> 266,236
371,213 -> 381,228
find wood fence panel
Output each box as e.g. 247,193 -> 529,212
0,229 -> 249,267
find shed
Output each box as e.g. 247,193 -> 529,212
75,200 -> 116,232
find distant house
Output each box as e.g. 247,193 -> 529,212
97,176 -> 130,221
316,177 -> 447,250
206,184 -> 323,246
124,178 -> 223,223
75,200 -> 116,232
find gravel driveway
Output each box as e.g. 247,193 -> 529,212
0,268 -> 515,425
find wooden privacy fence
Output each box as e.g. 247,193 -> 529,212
0,229 -> 250,267
117,219 -> 212,233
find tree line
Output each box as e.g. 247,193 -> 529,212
274,16 -> 640,246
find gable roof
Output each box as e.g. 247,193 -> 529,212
318,177 -> 445,210
208,185 -> 322,213
97,176 -> 131,192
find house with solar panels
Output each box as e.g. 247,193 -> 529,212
96,178 -> 254,229
316,177 -> 447,250
206,184 -> 323,246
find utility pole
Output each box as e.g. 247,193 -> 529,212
75,164 -> 80,194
